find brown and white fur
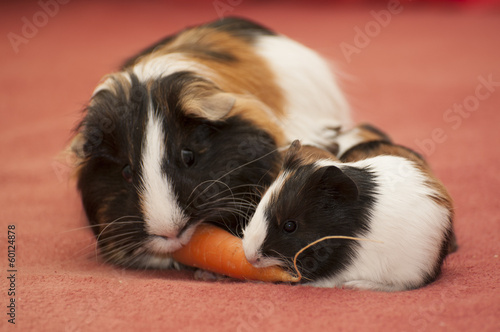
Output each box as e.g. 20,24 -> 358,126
71,17 -> 351,269
242,124 -> 456,291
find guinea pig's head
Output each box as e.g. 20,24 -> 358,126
72,71 -> 281,268
242,141 -> 374,281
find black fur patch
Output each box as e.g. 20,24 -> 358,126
261,164 -> 377,281
204,16 -> 276,41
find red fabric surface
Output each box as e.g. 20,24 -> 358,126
1,1 -> 500,331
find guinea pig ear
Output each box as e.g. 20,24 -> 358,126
282,140 -> 303,170
325,142 -> 339,156
70,132 -> 86,160
315,165 -> 359,202
187,92 -> 236,121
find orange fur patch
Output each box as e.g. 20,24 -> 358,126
138,27 -> 286,119
128,26 -> 288,146
298,145 -> 339,164
358,126 -> 387,142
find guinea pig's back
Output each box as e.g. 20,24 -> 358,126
123,17 -> 351,149
324,155 -> 455,291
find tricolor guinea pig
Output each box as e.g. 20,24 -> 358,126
71,17 -> 351,269
242,124 -> 456,291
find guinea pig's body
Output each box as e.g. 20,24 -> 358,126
72,17 -> 350,268
242,125 -> 455,291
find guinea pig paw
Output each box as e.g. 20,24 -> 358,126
171,260 -> 185,271
193,269 -> 228,281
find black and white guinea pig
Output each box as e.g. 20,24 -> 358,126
71,17 -> 351,269
242,124 -> 456,291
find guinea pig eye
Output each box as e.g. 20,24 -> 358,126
181,148 -> 195,167
121,165 -> 133,183
283,220 -> 297,233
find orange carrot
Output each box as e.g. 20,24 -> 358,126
171,223 -> 299,283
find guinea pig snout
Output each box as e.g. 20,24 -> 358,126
246,253 -> 261,265
146,222 -> 197,254
154,232 -> 179,241
147,233 -> 185,253
245,252 -> 263,267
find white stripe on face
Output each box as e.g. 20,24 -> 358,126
140,106 -> 188,252
242,171 -> 290,268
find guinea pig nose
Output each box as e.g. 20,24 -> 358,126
155,232 -> 179,241
247,256 -> 261,266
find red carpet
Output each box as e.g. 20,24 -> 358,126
1,1 -> 499,331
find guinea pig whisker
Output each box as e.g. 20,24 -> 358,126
267,250 -> 289,266
95,230 -> 143,244
65,230 -> 143,267
100,215 -> 143,226
217,183 -> 266,192
67,240 -> 104,263
186,180 -> 262,216
96,216 -> 143,245
204,206 -> 251,221
220,207 -> 252,218
291,235 -> 384,282
95,236 -> 143,261
94,220 -> 143,231
105,239 -> 144,256
212,201 -> 256,212
64,219 -> 144,235
188,192 -> 240,213
203,188 -> 261,204
62,224 -> 107,233
194,187 -> 260,210
98,238 -> 146,266
185,179 -> 234,211
186,178 -> 235,203
186,148 -> 281,209
195,196 -> 256,210
95,223 -> 144,261
69,226 -> 142,251
98,242 -> 140,261
64,215 -> 142,235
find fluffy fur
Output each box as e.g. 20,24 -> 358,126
72,17 -> 351,268
242,125 -> 456,291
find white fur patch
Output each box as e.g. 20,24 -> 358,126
242,171 -> 289,268
91,54 -> 215,99
255,35 -> 351,148
312,156 -> 451,291
140,106 -> 189,253
132,53 -> 213,82
92,72 -> 132,97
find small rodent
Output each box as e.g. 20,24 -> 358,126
71,17 -> 350,268
242,124 -> 456,291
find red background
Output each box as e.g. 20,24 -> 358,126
1,0 -> 499,331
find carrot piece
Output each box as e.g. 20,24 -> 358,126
171,223 -> 299,283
